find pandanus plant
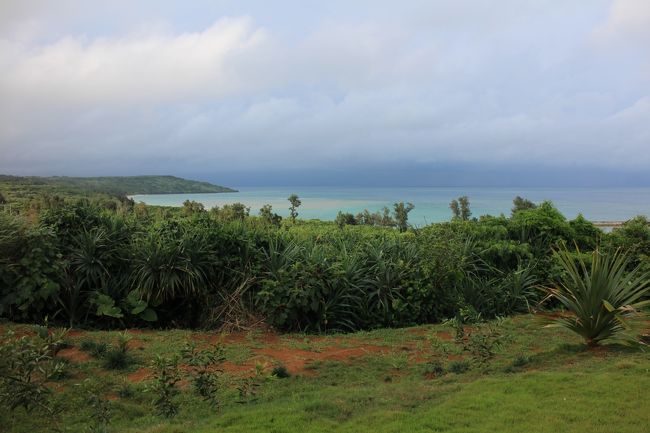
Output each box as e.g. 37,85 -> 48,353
545,247 -> 650,346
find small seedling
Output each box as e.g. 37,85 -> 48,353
80,340 -> 108,358
428,335 -> 453,357
87,391 -> 112,433
271,364 -> 291,379
51,357 -> 71,380
423,360 -> 445,377
237,363 -> 266,404
463,319 -> 507,367
102,332 -> 133,370
117,382 -> 135,399
0,329 -> 67,415
181,342 -> 225,407
512,354 -> 531,368
147,355 -> 181,418
448,360 -> 470,374
387,352 -> 410,370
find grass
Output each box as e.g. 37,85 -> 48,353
1,314 -> 649,432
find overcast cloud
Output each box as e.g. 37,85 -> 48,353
1,0 -> 649,186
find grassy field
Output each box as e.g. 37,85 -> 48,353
1,315 -> 649,433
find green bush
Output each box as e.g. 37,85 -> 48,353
545,247 -> 650,346
181,342 -> 225,406
448,360 -> 470,374
102,332 -> 133,370
147,355 -> 181,418
0,330 -> 67,413
2,197 -> 639,334
272,364 -> 291,378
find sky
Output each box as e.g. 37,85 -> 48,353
1,0 -> 649,187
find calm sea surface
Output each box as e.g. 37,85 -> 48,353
130,187 -> 650,226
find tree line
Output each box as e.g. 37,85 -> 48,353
1,192 -> 649,332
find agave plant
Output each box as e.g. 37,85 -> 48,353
545,247 -> 650,346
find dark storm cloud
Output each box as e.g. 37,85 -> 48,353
1,1 -> 649,185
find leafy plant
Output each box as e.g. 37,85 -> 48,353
423,360 -> 445,377
271,364 -> 291,379
236,363 -> 266,404
0,330 -> 66,414
544,247 -> 650,346
512,354 -> 531,368
387,352 -> 410,370
116,382 -> 135,399
181,342 -> 225,406
102,332 -> 133,370
80,340 -> 108,358
147,355 -> 181,418
448,360 -> 470,374
463,319 -> 506,366
86,390 -> 112,433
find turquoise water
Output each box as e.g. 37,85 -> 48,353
131,187 -> 650,226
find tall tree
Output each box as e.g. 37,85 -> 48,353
450,196 -> 471,221
259,204 -> 282,226
511,196 -> 537,215
450,199 -> 460,219
182,200 -> 205,216
288,194 -> 301,223
459,196 -> 471,221
335,211 -> 356,228
393,202 -> 415,232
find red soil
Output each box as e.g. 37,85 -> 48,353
127,338 -> 146,351
66,329 -> 87,338
127,368 -> 151,383
255,344 -> 388,373
57,347 -> 93,363
193,331 -> 282,346
434,331 -> 453,341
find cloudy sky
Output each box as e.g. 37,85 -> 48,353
1,0 -> 649,186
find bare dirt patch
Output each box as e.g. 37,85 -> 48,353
434,331 -> 453,341
127,338 -> 146,351
57,347 -> 93,363
127,368 -> 151,383
66,329 -> 87,338
254,344 -> 388,373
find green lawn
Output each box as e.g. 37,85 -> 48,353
1,315 -> 649,433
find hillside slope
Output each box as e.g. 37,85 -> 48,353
0,174 -> 235,199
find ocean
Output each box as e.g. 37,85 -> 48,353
130,186 -> 650,226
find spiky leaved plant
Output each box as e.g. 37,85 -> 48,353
545,247 -> 650,346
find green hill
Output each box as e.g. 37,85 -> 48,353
0,175 -> 236,206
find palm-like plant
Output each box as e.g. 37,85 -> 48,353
545,247 -> 650,346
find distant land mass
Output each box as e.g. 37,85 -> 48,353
0,175 -> 236,203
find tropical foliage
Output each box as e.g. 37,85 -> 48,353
545,247 -> 650,346
0,190 -> 648,334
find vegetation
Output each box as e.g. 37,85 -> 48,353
288,194 -> 301,223
450,196 -> 471,221
545,247 -> 650,346
0,175 -> 235,212
1,187 -> 649,336
1,182 -> 649,431
1,174 -> 234,196
393,201 -> 414,232
1,316 -> 649,432
0,328 -> 67,414
147,355 -> 182,418
512,195 -> 537,214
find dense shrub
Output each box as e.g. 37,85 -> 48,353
1,197 -> 644,333
545,247 -> 650,346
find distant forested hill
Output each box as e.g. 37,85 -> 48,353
0,175 -> 235,205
